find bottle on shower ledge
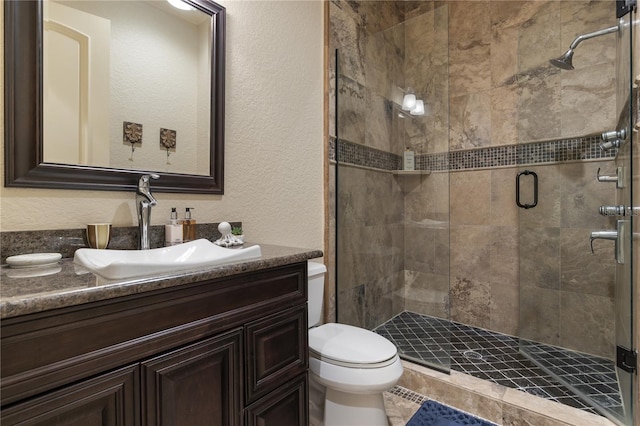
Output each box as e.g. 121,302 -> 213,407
403,147 -> 415,171
182,207 -> 197,242
165,207 -> 183,246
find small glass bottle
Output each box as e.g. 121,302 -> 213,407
165,207 -> 183,246
182,207 -> 197,242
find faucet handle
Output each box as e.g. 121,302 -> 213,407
596,167 -> 624,188
138,173 -> 160,187
140,173 -> 160,182
589,230 -> 617,254
589,220 -> 626,263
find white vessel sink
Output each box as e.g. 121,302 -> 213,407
74,239 -> 262,280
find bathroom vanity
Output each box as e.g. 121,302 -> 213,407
0,244 -> 322,426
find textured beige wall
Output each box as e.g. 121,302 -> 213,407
0,1 -> 325,251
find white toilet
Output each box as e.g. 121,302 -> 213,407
307,262 -> 403,426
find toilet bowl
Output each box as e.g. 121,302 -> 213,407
307,262 -> 403,426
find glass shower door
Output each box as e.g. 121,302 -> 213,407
333,6 -> 452,374
517,2 -> 635,424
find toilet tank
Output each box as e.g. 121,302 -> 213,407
307,261 -> 327,328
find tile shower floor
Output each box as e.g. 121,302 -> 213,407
374,311 -> 623,418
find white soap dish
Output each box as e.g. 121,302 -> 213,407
6,253 -> 62,268
6,265 -> 62,278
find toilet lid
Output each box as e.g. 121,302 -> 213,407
309,323 -> 397,365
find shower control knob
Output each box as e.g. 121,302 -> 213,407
596,167 -> 625,188
601,128 -> 627,142
599,205 -> 626,216
589,220 -> 626,264
596,169 -> 617,182
599,128 -> 627,150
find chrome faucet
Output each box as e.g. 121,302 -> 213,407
136,174 -> 160,249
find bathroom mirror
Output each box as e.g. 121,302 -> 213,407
4,0 -> 225,193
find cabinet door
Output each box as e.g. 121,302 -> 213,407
244,374 -> 308,426
142,329 -> 242,426
245,306 -> 307,403
1,364 -> 139,426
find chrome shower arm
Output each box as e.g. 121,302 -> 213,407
551,24 -> 620,70
569,25 -> 619,50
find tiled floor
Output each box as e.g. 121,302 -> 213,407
383,386 -> 426,426
374,311 -> 623,419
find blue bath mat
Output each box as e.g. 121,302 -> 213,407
406,400 -> 496,426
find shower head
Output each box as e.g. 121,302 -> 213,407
549,24 -> 619,70
549,49 -> 575,70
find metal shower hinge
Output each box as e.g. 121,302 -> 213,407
617,0 -> 636,18
616,346 -> 637,373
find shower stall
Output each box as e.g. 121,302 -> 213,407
332,1 -> 635,425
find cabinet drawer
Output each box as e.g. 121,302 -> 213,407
245,374 -> 308,426
1,364 -> 139,426
245,306 -> 308,403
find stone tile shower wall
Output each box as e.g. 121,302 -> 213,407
336,166 -> 405,328
445,1 -> 617,359
331,1 -> 408,329
329,0 -> 617,358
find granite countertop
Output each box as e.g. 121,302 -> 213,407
0,243 -> 323,319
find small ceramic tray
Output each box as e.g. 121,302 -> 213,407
6,253 -> 62,269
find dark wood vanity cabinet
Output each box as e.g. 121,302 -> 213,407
0,263 -> 309,426
1,364 -> 140,426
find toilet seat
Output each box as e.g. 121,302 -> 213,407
309,354 -> 403,394
309,323 -> 398,368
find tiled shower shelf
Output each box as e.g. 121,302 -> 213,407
374,311 -> 623,419
392,170 -> 431,176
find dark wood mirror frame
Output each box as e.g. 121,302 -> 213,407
4,0 -> 225,194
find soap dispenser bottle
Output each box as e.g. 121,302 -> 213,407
165,207 -> 183,246
183,207 -> 197,242
403,147 -> 415,171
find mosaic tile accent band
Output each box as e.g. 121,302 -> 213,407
331,137 -> 402,170
331,135 -> 616,172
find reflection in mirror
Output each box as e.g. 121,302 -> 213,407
4,0 -> 225,193
43,0 -> 211,176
